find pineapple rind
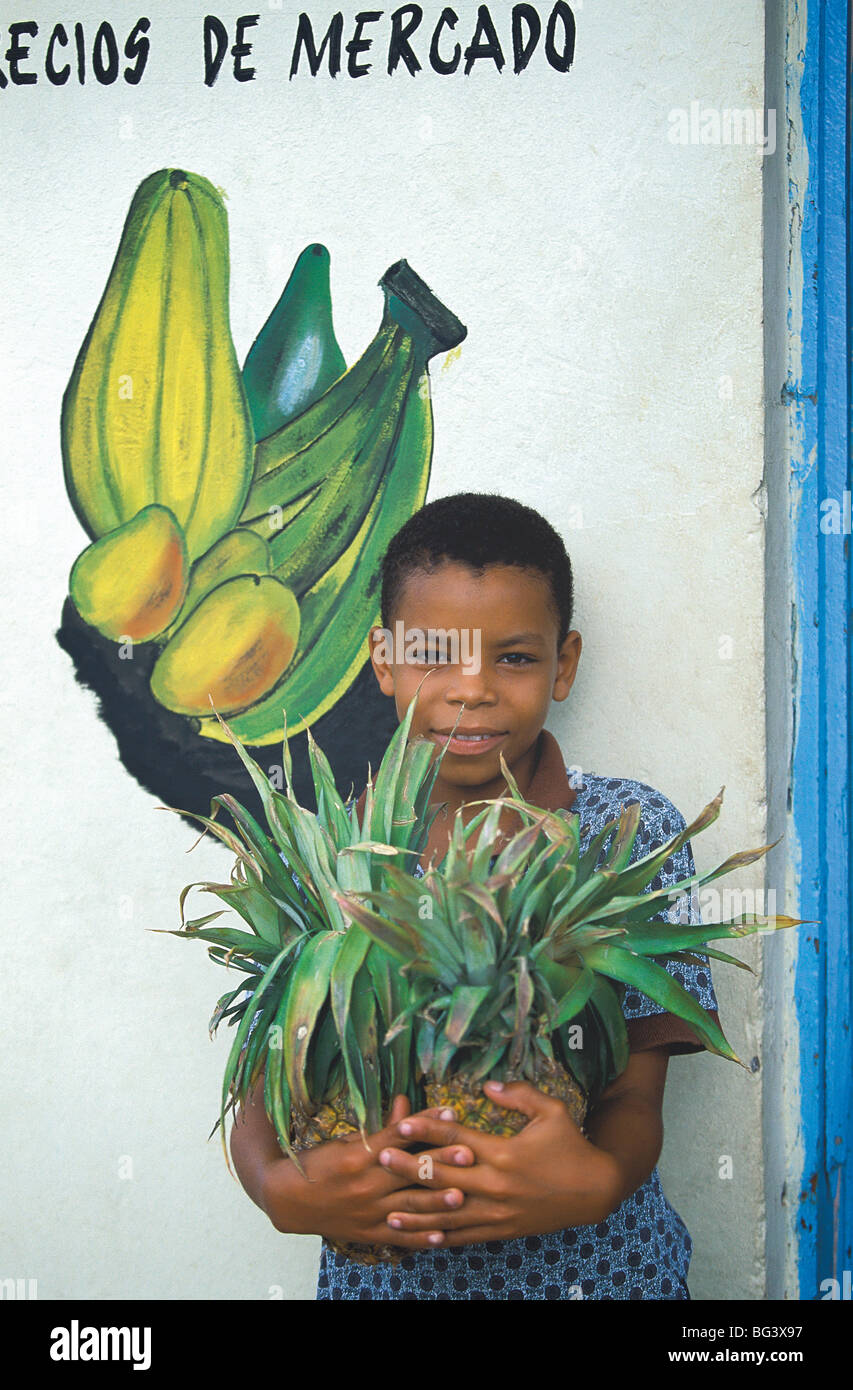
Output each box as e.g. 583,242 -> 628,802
425,1058 -> 587,1137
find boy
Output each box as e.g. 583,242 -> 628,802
230,492 -> 720,1300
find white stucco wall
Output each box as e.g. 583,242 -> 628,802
0,1 -> 771,1299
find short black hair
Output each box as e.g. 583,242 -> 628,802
380,492 -> 574,645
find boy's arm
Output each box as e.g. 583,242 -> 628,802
229,1083 -> 288,1216
583,1046 -> 669,1213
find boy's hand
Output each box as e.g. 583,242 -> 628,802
252,1093 -> 478,1252
378,1053 -> 670,1246
375,1079 -> 640,1246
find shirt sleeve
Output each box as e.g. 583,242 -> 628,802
619,807 -> 722,1056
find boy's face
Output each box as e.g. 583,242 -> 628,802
369,560 -> 581,801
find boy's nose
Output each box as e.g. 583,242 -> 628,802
442,667 -> 495,703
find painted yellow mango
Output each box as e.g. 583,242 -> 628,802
150,575 -> 300,717
61,169 -> 254,563
160,528 -> 273,642
69,504 -> 188,642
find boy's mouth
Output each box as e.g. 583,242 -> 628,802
431,728 -> 508,756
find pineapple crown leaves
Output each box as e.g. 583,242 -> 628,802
366,670 -> 456,850
338,779 -> 810,1093
167,688 -> 461,1155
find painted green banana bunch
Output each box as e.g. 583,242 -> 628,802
198,261 -> 466,745
61,168 -> 467,741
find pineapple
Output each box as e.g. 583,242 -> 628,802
337,756 -> 806,1157
163,687 -> 455,1265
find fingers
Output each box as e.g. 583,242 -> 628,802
480,1079 -> 560,1123
361,1111 -> 439,1156
354,1102 -> 491,1157
334,1094 -> 412,1146
378,1141 -> 474,1169
386,1094 -> 412,1126
385,1206 -> 504,1235
376,1145 -> 493,1195
380,1184 -> 466,1215
424,1143 -> 475,1167
392,1113 -> 494,1155
334,1112 -> 475,1167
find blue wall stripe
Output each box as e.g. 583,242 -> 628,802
790,0 -> 852,1296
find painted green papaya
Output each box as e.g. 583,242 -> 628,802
242,244 -> 346,441
61,169 -> 254,564
69,504 -> 189,642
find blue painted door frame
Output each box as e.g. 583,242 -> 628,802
789,0 -> 852,1295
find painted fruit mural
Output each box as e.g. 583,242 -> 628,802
57,168 -> 467,818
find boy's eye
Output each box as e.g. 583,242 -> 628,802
407,649 -> 536,666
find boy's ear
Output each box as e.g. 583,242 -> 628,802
368,624 -> 396,697
552,630 -> 582,702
